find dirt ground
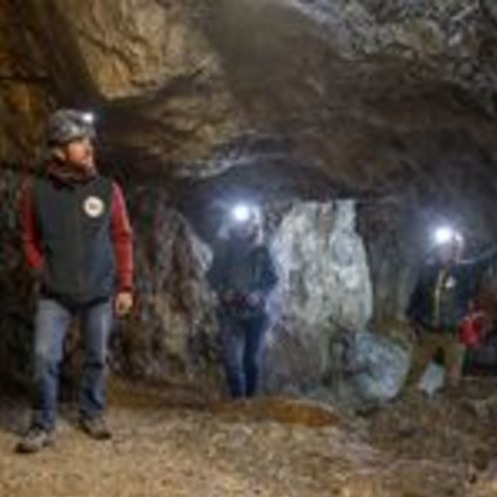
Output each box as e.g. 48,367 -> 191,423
2,378 -> 497,497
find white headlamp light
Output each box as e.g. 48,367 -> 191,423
81,112 -> 95,125
433,226 -> 463,246
232,204 -> 253,223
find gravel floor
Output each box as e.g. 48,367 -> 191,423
1,379 -> 497,497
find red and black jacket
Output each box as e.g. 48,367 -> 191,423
20,170 -> 133,306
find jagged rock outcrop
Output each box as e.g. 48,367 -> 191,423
113,188 -> 220,387
264,200 -> 373,394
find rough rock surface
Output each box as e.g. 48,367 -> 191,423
272,201 -> 372,329
289,0 -> 497,112
1,0 -> 497,181
113,186 -> 220,387
265,200 -> 373,394
0,171 -> 34,389
0,0 -> 51,163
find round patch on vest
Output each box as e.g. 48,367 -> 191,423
83,196 -> 105,218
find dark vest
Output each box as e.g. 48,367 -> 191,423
33,175 -> 115,306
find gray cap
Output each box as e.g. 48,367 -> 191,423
47,109 -> 95,146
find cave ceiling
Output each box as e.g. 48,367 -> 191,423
0,0 -> 497,203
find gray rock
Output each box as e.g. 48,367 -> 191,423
264,200 -> 373,394
324,329 -> 409,406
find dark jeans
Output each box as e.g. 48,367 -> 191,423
218,311 -> 268,399
32,298 -> 113,431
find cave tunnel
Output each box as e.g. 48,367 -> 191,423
2,0 -> 497,495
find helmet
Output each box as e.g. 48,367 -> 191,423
47,109 -> 95,146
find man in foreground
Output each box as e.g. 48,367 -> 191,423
17,109 -> 134,453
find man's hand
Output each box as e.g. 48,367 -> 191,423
115,291 -> 133,317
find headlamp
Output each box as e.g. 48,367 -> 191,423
232,204 -> 253,223
433,226 -> 463,246
81,112 -> 95,125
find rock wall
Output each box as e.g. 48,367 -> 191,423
113,186 -> 220,389
115,195 -> 375,397
2,0 -> 497,399
264,200 -> 373,393
0,0 -> 51,163
289,0 -> 497,113
0,169 -> 378,399
0,170 -> 34,390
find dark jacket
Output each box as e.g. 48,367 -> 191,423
207,237 -> 278,318
407,249 -> 497,332
20,168 -> 133,306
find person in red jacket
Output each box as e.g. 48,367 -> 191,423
17,109 -> 134,453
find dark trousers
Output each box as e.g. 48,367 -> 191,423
32,298 -> 113,431
217,311 -> 268,399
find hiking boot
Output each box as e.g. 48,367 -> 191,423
15,425 -> 53,454
79,416 -> 112,440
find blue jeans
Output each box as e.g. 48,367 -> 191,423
218,312 -> 268,398
32,298 -> 113,431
